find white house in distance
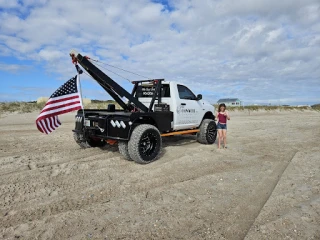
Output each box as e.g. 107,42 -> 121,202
217,98 -> 242,107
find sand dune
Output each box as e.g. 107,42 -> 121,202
0,111 -> 319,239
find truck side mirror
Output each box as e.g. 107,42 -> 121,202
197,94 -> 202,100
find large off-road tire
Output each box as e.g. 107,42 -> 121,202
197,119 -> 217,144
73,132 -> 91,148
118,141 -> 132,161
128,124 -> 162,164
73,132 -> 107,149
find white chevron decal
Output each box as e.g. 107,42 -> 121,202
110,120 -> 127,129
120,121 -> 126,129
110,120 -> 116,127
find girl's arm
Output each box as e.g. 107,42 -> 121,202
226,111 -> 230,120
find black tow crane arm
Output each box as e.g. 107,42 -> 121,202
69,50 -> 149,112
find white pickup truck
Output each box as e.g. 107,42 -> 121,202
71,51 -> 217,164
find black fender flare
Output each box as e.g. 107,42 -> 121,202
202,111 -> 215,121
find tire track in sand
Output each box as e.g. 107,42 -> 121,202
0,152 -> 258,228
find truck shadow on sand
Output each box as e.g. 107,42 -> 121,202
162,135 -> 197,147
101,135 -> 198,152
160,135 -> 201,159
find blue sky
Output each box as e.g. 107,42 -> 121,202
0,0 -> 319,105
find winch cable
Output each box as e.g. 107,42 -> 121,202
79,63 -> 135,108
89,60 -> 132,83
88,57 -> 153,80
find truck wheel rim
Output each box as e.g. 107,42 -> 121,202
207,123 -> 217,142
139,132 -> 157,157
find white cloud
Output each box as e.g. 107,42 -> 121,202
38,49 -> 64,62
0,0 -> 19,8
266,28 -> 283,43
0,63 -> 30,72
0,0 -> 319,104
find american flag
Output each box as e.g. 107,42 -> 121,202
36,75 -> 83,134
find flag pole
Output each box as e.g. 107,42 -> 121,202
75,64 -> 85,121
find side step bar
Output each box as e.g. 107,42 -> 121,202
161,129 -> 199,137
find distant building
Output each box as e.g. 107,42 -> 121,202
217,98 -> 242,107
297,105 -> 311,108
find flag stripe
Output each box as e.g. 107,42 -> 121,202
37,103 -> 82,120
42,121 -> 48,134
36,106 -> 82,122
37,121 -> 44,133
40,120 -> 49,134
46,118 -> 54,133
51,117 -> 56,128
40,101 -> 81,114
38,120 -> 45,134
43,98 -> 81,112
53,116 -> 59,128
50,117 -> 56,130
44,94 -> 80,106
48,118 -> 54,132
44,120 -> 51,134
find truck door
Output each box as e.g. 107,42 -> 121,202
174,84 -> 204,130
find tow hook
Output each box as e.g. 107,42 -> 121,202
97,126 -> 105,133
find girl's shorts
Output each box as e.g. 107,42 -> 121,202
217,122 -> 227,130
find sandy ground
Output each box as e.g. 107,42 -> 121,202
0,110 -> 319,240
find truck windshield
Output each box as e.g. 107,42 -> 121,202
136,84 -> 170,98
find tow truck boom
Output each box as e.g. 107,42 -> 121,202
70,50 -> 163,112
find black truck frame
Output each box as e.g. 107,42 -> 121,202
70,51 -> 217,164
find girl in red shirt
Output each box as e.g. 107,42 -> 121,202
216,103 -> 230,149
